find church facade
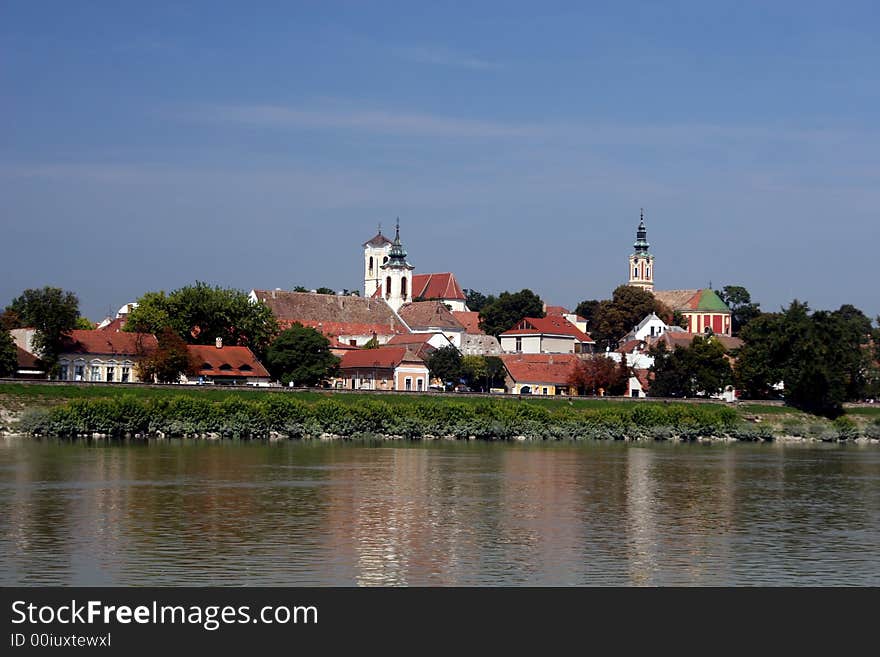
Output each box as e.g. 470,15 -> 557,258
363,222 -> 468,312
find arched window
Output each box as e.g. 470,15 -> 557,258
368,256 -> 373,274
385,276 -> 392,299
633,267 -> 638,278
401,277 -> 408,300
646,267 -> 650,278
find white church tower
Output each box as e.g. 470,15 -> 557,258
379,220 -> 414,311
363,224 -> 393,298
628,209 -> 655,292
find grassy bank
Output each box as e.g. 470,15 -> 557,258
14,393 -> 747,441
3,383 -> 878,441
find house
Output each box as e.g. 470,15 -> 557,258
411,273 -> 468,311
627,368 -> 652,398
646,331 -> 743,353
182,341 -> 271,386
338,347 -> 430,392
57,329 -> 158,383
620,312 -> 685,344
397,301 -> 466,349
543,304 -> 589,334
452,311 -> 502,356
386,332 -> 454,360
250,289 -> 408,347
500,316 -> 595,355
652,289 -> 733,337
9,328 -> 45,379
500,353 -> 581,396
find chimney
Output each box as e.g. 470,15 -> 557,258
215,337 -> 223,349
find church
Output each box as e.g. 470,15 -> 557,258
363,221 -> 469,312
628,211 -> 733,337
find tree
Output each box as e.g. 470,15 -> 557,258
426,345 -> 463,386
125,282 -> 279,359
0,309 -> 22,331
265,324 -> 339,386
461,355 -> 488,390
6,287 -> 81,369
587,285 -> 674,350
574,299 -> 600,327
465,289 -> 492,313
568,356 -> 627,396
478,289 -> 544,337
719,285 -> 761,336
649,336 -> 732,398
315,287 -> 336,295
74,317 -> 95,330
734,300 -> 874,417
0,330 -> 17,377
135,327 -> 194,384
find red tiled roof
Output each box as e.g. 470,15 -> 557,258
61,330 -> 158,356
340,347 -> 424,370
453,311 -> 483,334
363,232 -> 393,247
251,290 -> 408,336
647,332 -> 743,352
16,345 -> 40,369
544,305 -> 570,316
387,333 -> 437,346
617,339 -> 645,354
412,273 -> 466,301
500,316 -> 594,343
398,301 -> 465,331
98,317 -> 127,332
187,344 -> 270,378
500,354 -> 581,385
280,319 -> 400,339
632,368 -> 652,392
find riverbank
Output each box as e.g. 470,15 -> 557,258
2,383 -> 879,442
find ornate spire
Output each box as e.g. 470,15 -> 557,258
634,208 -> 650,254
384,217 -> 413,269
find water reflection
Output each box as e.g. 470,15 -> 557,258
1,437 -> 879,586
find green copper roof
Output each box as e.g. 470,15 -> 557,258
695,289 -> 730,312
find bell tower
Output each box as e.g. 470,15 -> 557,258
628,209 -> 654,292
363,223 -> 393,298
379,219 -> 414,311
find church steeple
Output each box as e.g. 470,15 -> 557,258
634,208 -> 650,254
628,209 -> 655,292
378,218 -> 414,311
385,218 -> 412,269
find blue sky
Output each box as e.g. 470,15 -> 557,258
2,1 -> 878,321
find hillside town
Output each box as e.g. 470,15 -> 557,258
3,212 -> 758,401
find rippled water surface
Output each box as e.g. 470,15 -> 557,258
1,437 -> 879,585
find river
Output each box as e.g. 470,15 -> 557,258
1,437 -> 878,586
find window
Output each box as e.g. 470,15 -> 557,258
90,365 -> 101,381
121,367 -> 130,383
385,276 -> 392,299
542,387 -> 548,395
401,277 -> 408,300
634,268 -> 638,278
106,366 -> 115,382
646,267 -> 650,278
515,337 -> 522,352
405,377 -> 412,391
368,256 -> 373,274
417,379 -> 423,391
74,364 -> 84,381
59,364 -> 69,381
349,339 -> 357,346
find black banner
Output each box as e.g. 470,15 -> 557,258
1,587 -> 874,653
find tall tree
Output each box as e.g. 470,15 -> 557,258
574,299 -> 601,328
649,336 -> 732,398
588,285 -> 674,350
719,285 -> 762,336
265,324 -> 339,386
478,289 -> 544,337
5,287 -> 81,369
735,300 -> 873,417
465,289 -> 492,313
568,356 -> 628,396
125,282 -> 278,359
0,330 -> 17,377
426,345 -> 463,385
135,327 -> 194,384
